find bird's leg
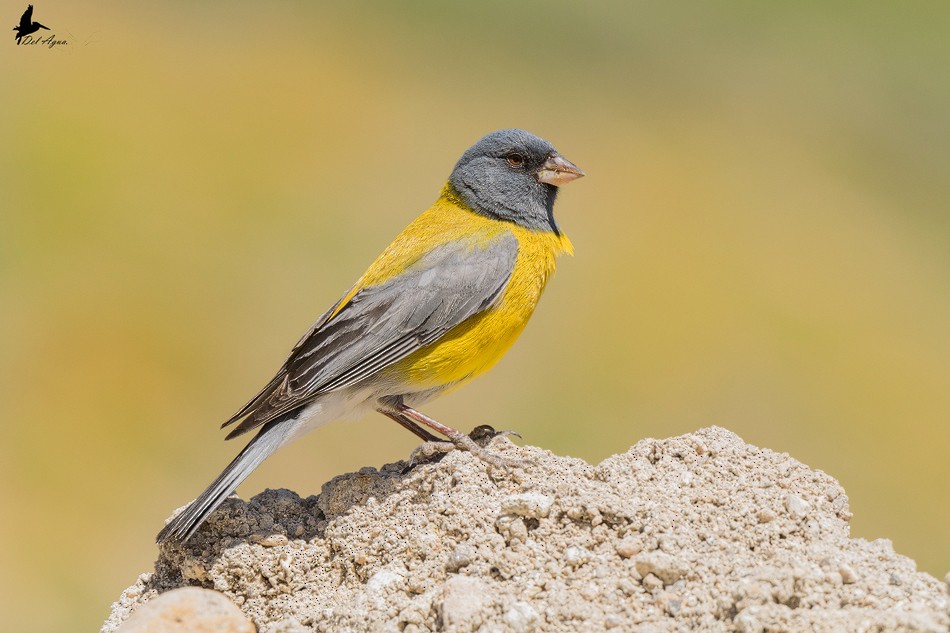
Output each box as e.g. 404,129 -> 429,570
376,407 -> 442,442
393,403 -> 526,471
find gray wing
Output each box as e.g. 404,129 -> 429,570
222,231 -> 518,438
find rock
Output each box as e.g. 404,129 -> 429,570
114,587 -> 253,633
615,535 -> 643,558
444,544 -> 475,573
839,562 -> 857,584
641,572 -> 664,594
440,575 -> 491,632
366,566 -> 405,594
503,600 -> 541,633
500,492 -> 555,519
102,427 -> 950,633
250,533 -> 288,547
633,551 -> 688,585
784,493 -> 810,519
564,545 -> 592,567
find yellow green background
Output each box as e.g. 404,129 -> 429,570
2,2 -> 948,631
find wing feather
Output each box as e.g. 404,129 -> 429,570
223,231 -> 518,439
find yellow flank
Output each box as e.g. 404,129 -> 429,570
337,184 -> 572,390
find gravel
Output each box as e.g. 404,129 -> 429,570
102,426 -> 950,632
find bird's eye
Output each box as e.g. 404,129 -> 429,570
505,153 -> 525,168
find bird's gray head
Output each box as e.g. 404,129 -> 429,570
448,129 -> 584,233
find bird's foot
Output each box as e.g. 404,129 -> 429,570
407,424 -> 529,473
384,402 -> 529,473
467,424 -> 522,446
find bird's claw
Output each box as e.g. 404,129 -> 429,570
403,424 -> 530,474
467,424 -> 522,446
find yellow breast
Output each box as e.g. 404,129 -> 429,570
377,187 -> 573,390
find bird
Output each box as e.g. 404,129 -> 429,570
13,5 -> 48,43
156,129 -> 584,544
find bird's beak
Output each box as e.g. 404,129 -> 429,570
536,155 -> 585,187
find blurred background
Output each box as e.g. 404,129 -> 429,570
2,1 -> 949,631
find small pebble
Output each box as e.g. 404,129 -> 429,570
497,516 -> 528,544
641,572 -> 664,593
445,545 -> 475,573
615,536 -> 643,559
634,551 -> 688,585
441,576 -> 490,629
784,494 -> 810,519
565,546 -> 591,567
366,569 -> 403,594
734,607 -> 764,633
656,591 -> 683,616
251,533 -> 289,547
503,601 -> 540,633
579,583 -> 599,601
839,563 -> 857,584
500,493 -> 555,519
114,587 -> 254,633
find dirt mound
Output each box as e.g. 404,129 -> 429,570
102,427 -> 950,632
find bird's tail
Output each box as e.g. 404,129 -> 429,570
156,420 -> 290,544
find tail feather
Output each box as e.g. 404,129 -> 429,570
156,422 -> 288,544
